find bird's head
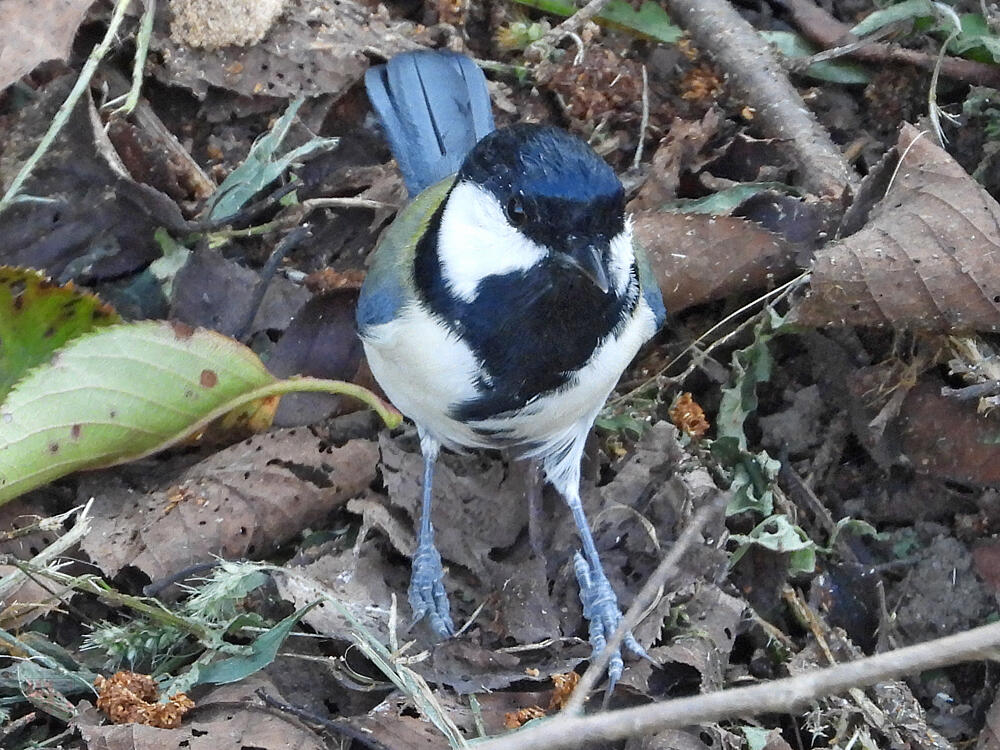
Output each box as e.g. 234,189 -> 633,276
434,123 -> 634,302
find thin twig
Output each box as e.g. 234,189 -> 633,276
0,0 -> 133,210
566,491 -> 729,712
478,619 -> 1000,750
632,65 -> 649,170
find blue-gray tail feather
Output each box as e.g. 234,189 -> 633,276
365,51 -> 495,197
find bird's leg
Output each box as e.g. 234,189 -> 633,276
408,434 -> 455,637
562,481 -> 648,690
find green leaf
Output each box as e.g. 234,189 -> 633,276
511,0 -> 682,44
595,411 -> 649,438
948,14 -> 1000,63
149,229 -> 192,299
195,602 -> 319,686
729,514 -> 817,575
208,98 -> 339,221
716,309 -> 783,448
760,31 -> 871,84
0,267 -> 120,402
0,321 -> 400,506
598,1 -> 683,44
849,0 -> 935,36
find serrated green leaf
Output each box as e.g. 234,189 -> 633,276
760,31 -> 871,84
194,602 -> 318,686
717,310 -> 782,448
208,98 -> 339,221
0,267 -> 120,402
849,0 -> 935,36
730,514 -> 817,575
0,321 -> 400,506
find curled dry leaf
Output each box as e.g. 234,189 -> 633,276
80,430 -> 378,581
634,212 -> 798,314
797,123 -> 1000,331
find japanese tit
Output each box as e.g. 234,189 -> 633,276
357,50 -> 666,686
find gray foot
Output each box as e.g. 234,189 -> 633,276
409,539 -> 455,637
573,552 -> 648,690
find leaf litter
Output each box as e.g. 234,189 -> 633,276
4,0 -> 1000,746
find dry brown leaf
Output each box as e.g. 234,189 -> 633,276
0,0 -> 95,91
76,675 -> 325,749
80,430 -> 378,581
628,112 -> 721,213
150,0 -> 414,99
797,123 -> 1000,331
342,693 -> 465,750
896,379 -> 1000,485
635,212 -> 798,314
272,544 -> 401,644
378,433 -> 528,578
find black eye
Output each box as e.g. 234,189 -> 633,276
506,196 -> 527,226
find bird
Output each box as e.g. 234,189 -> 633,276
357,50 -> 666,686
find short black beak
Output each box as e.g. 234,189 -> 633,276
557,245 -> 610,294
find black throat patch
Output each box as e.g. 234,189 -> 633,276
413,197 -> 638,423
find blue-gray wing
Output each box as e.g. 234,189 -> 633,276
634,237 -> 666,330
356,178 -> 454,333
365,51 -> 495,197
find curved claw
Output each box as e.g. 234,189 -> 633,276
573,552 -> 648,691
409,539 -> 455,637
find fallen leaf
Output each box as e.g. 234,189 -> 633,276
896,378 -> 1000,485
0,0 -> 95,92
635,212 -> 798,313
268,289 -> 365,427
80,431 -> 378,580
0,320 -> 393,505
796,123 -> 1000,330
0,79 -> 187,282
74,675 -> 326,749
0,267 -> 120,400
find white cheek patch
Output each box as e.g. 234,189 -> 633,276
437,181 -> 547,302
607,216 -> 635,295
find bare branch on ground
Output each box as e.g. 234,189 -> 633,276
664,0 -> 859,200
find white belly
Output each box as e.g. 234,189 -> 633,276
362,300 -> 658,458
